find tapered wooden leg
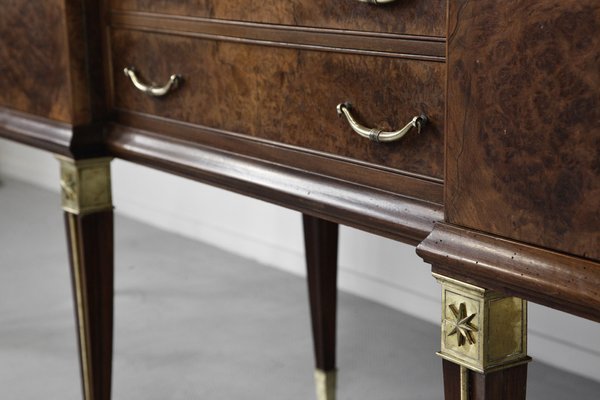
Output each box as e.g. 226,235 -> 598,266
442,359 -> 462,399
59,156 -> 114,400
434,274 -> 530,400
303,214 -> 338,400
442,360 -> 528,400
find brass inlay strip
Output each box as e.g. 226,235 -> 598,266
110,11 -> 445,61
460,366 -> 468,400
68,213 -> 95,400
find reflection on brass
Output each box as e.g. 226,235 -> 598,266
314,369 -> 336,400
123,66 -> 181,97
434,273 -> 531,374
67,213 -> 94,400
336,103 -> 427,143
57,156 -> 113,215
447,303 -> 478,346
356,0 -> 397,4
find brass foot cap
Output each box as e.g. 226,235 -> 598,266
314,369 -> 337,400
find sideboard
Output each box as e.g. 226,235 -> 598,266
1,1 -> 598,399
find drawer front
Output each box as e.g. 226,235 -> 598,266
111,0 -> 447,37
110,29 -> 444,179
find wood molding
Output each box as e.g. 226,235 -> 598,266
0,107 -> 107,158
114,110 -> 444,204
417,223 -> 600,322
106,124 -> 443,245
110,11 -> 445,61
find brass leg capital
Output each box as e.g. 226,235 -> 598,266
314,369 -> 336,400
56,156 -> 113,215
434,273 -> 530,374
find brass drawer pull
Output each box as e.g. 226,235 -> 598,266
123,67 -> 181,97
337,103 -> 427,143
356,0 -> 397,4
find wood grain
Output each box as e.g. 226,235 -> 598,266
0,0 -> 108,126
417,223 -> 600,322
0,107 -> 107,158
442,360 -> 528,400
0,0 -> 71,121
112,112 -> 444,203
65,210 -> 114,400
109,11 -> 446,61
446,0 -> 600,260
470,364 -> 528,400
304,215 -> 339,371
106,124 -> 444,245
442,360 -> 461,400
110,0 -> 447,37
111,29 -> 445,179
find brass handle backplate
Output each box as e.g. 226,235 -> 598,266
337,103 -> 427,143
356,0 -> 397,4
123,67 -> 181,97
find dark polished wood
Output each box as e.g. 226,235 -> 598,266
64,210 -> 114,400
110,28 -> 445,179
417,223 -> 600,322
111,0 -> 447,37
0,0 -> 72,122
0,108 -> 108,159
429,1 -> 600,395
106,125 -> 443,245
110,114 -> 444,203
446,0 -> 600,260
2,0 -> 599,398
442,360 -> 528,400
110,11 -> 446,61
0,0 -> 108,126
470,364 -> 528,400
303,215 -> 339,371
442,360 -> 461,399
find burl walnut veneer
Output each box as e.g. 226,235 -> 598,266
0,0 -> 598,399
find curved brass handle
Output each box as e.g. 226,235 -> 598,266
356,0 -> 397,4
337,103 -> 427,143
123,67 -> 181,97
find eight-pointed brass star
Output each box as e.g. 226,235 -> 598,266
447,303 -> 478,346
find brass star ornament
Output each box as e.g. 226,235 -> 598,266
447,302 -> 478,346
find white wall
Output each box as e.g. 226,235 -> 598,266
1,138 -> 599,382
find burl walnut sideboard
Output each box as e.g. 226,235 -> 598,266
1,1 -> 598,399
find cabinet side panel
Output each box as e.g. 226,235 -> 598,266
0,0 -> 72,122
446,0 -> 600,260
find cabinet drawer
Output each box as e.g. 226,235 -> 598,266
111,0 -> 446,37
110,29 -> 444,179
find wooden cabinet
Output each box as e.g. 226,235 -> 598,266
0,0 -> 598,399
445,0 -> 600,260
105,5 -> 447,205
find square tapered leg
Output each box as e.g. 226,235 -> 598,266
303,215 -> 338,400
58,156 -> 114,400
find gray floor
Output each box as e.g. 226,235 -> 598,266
0,178 -> 599,400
